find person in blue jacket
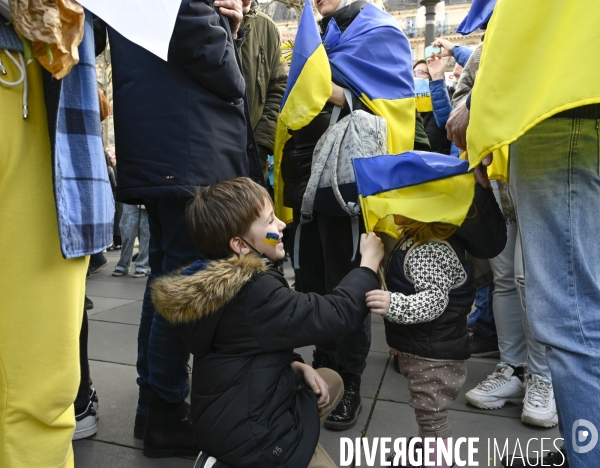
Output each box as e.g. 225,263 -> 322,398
426,38 -> 473,156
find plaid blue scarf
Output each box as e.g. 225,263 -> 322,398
51,11 -> 114,258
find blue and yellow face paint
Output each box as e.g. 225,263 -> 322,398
264,232 -> 280,246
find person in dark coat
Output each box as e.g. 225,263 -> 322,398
151,177 -> 384,468
280,0 -> 431,432
94,0 -> 264,458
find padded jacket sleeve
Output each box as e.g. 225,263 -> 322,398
430,79 -> 453,129
172,0 -> 245,101
451,45 -> 473,68
244,267 -> 380,352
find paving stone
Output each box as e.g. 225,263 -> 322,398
87,361 -> 142,449
366,399 -> 561,467
370,323 -> 390,354
86,278 -> 147,300
378,358 -> 525,420
319,397 -> 374,466
87,297 -> 138,316
91,301 -> 144,325
89,320 -> 139,365
73,440 -> 192,467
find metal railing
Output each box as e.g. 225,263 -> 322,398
403,24 -> 463,38
385,0 -> 471,11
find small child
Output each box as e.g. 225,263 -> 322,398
364,180 -> 505,468
151,177 -> 384,468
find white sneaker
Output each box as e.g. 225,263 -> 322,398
194,452 -> 218,468
521,374 -> 558,428
73,401 -> 98,440
465,363 -> 526,409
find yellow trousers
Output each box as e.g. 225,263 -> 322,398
0,52 -> 87,467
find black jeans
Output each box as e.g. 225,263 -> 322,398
75,309 -> 91,414
136,197 -> 198,415
294,211 -> 371,375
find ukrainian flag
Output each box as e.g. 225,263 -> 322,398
273,0 -> 332,223
415,78 -> 433,113
456,0 -> 496,35
273,1 -> 416,222
323,2 -> 415,154
353,152 -> 475,236
468,0 -> 600,174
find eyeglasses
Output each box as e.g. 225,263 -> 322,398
414,69 -> 430,77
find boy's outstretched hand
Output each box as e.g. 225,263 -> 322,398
359,232 -> 384,273
366,290 -> 391,316
291,362 -> 330,408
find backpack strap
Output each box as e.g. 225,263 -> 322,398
329,88 -> 354,126
328,113 -> 363,261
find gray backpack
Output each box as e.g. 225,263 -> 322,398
295,91 -> 389,268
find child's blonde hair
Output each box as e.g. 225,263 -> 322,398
395,216 -> 457,245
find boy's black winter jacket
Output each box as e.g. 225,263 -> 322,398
152,255 -> 379,468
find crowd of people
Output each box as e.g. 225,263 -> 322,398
1,0 -> 599,467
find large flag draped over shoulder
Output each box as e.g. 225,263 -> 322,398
323,3 -> 415,154
353,152 -> 475,236
468,0 -> 600,174
273,1 -> 416,222
456,0 -> 496,35
273,0 -> 331,223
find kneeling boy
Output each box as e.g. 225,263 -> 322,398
152,177 -> 383,468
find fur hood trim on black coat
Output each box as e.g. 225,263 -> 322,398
151,255 -> 267,324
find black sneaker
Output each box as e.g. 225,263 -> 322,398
502,447 -> 568,467
90,387 -> 99,415
84,296 -> 94,310
469,328 -> 500,358
88,255 -> 109,274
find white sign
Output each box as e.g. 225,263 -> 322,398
78,0 -> 182,61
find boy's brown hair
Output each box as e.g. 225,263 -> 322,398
186,177 -> 272,260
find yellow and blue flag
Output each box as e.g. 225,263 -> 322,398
415,79 -> 433,113
273,0 -> 332,222
468,0 -> 600,174
273,1 -> 416,222
323,3 -> 415,154
456,0 -> 496,35
353,152 -> 475,236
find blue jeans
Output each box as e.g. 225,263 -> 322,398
136,198 -> 198,415
511,116 -> 600,466
115,204 -> 150,273
472,283 -> 497,341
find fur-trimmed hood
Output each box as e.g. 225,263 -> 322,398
151,255 -> 268,324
